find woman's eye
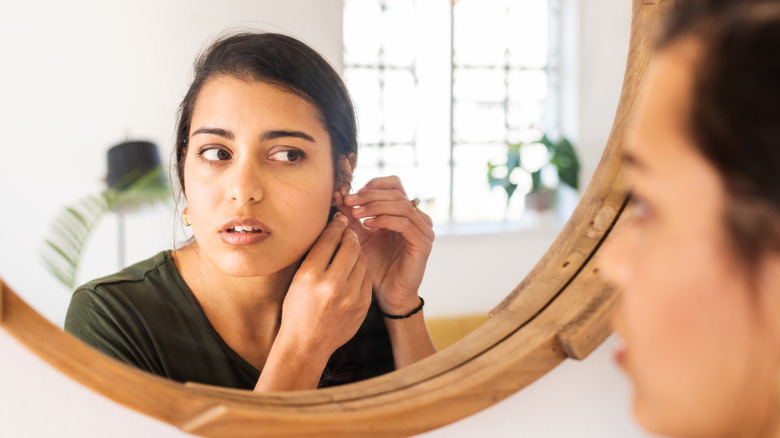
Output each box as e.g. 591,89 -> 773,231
201,148 -> 231,161
627,192 -> 651,221
270,150 -> 303,162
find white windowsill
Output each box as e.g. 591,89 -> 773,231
433,215 -> 566,239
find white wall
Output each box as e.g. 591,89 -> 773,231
0,1 -> 654,437
0,0 -> 344,327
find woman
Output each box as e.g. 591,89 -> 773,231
600,0 -> 780,436
65,33 -> 436,391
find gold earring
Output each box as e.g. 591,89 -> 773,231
182,207 -> 191,227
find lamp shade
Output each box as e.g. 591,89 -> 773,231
106,141 -> 162,190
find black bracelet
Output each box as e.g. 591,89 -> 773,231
380,297 -> 424,319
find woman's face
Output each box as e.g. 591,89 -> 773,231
182,75 -> 340,277
600,40 -> 780,436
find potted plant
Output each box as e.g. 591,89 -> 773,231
40,141 -> 170,290
487,133 -> 580,215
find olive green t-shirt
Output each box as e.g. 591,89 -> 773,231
64,251 -> 394,389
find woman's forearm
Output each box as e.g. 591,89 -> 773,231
384,310 -> 437,369
253,334 -> 331,392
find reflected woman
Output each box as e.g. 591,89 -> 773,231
601,0 -> 780,436
65,33 -> 436,391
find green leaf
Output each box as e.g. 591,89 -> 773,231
550,137 -> 580,190
49,222 -> 82,255
539,133 -> 555,155
507,143 -> 521,171
43,240 -> 78,269
531,169 -> 543,191
504,182 -> 518,205
40,255 -> 75,289
64,206 -> 90,231
487,162 -> 499,187
40,166 -> 171,291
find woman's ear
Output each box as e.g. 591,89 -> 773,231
333,154 -> 356,205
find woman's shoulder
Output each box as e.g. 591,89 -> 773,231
69,250 -> 191,319
75,250 -> 174,293
66,250 -> 191,349
65,250 -> 188,377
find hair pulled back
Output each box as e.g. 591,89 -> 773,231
660,0 -> 780,265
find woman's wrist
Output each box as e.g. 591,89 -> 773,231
382,307 -> 437,368
255,332 -> 332,391
379,297 -> 424,319
275,327 -> 334,365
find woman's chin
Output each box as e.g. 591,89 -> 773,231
216,260 -> 288,278
633,395 -> 711,438
633,399 -> 673,437
214,252 -> 302,278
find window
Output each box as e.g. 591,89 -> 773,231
343,0 -> 560,225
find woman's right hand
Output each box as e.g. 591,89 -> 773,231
254,213 -> 372,391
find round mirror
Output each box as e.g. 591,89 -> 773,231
0,0 -> 660,435
0,0 -> 625,337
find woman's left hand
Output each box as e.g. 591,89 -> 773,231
342,176 -> 435,316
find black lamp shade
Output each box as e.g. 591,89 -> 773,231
107,141 -> 162,190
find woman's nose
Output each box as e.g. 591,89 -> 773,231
598,228 -> 632,290
227,156 -> 264,203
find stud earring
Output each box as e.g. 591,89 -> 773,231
182,207 -> 191,227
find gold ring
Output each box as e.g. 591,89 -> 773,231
411,198 -> 420,209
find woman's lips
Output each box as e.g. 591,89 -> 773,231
613,334 -> 628,368
220,229 -> 270,246
218,218 -> 271,246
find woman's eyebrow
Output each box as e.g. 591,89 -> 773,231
262,130 -> 315,143
191,127 -> 234,140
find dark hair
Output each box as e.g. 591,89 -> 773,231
659,0 -> 780,266
174,32 -> 357,194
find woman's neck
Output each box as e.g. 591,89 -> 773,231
171,244 -> 299,369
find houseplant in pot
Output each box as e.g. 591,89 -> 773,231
40,141 -> 170,290
487,133 -> 580,217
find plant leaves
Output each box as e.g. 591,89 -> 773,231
549,137 -> 580,190
507,142 -> 521,171
489,133 -> 581,208
40,166 -> 170,291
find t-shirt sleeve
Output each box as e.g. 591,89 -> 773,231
64,287 -> 165,375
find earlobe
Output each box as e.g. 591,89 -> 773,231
330,191 -> 348,223
332,191 -> 344,207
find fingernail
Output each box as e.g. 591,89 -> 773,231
353,206 -> 365,215
334,213 -> 348,225
345,194 -> 358,204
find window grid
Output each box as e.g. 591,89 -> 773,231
343,0 -> 559,224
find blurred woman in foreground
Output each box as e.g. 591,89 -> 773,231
600,0 -> 780,436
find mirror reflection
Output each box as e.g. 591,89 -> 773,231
0,0 -> 625,389
343,0 -> 569,225
62,31 -> 438,390
340,0 -> 617,348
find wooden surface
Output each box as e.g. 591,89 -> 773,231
0,1 -> 662,436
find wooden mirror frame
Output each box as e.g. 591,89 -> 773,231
0,1 -> 663,436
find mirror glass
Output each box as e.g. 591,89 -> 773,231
0,0 -> 628,380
